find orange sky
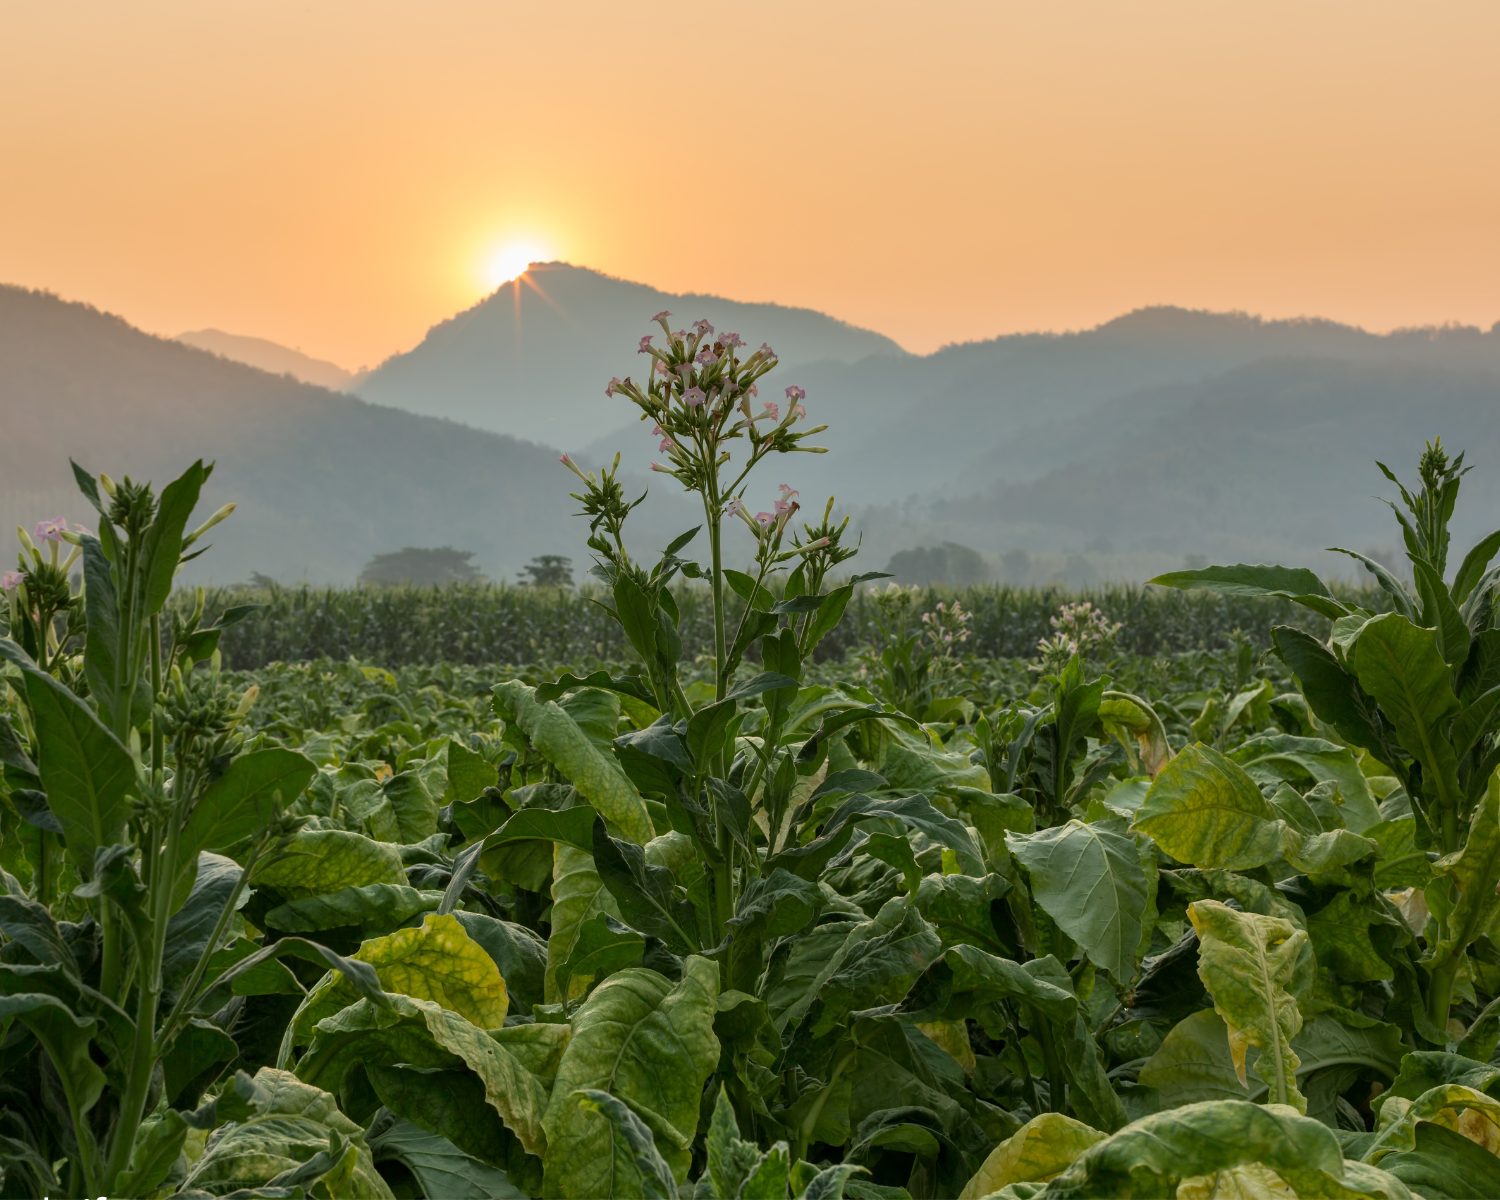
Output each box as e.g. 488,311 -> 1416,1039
3,1 -> 1498,369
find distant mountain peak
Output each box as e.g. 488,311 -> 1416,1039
174,328 -> 354,391
355,261 -> 907,445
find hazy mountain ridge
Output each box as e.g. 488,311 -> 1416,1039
0,284 -> 698,584
174,329 -> 355,390
355,262 -> 907,446
9,273 -> 1500,588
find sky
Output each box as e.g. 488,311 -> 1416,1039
2,1 -> 1498,370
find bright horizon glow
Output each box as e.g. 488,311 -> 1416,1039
3,2 -> 1499,367
485,242 -> 546,291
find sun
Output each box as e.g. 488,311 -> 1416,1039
485,241 -> 545,289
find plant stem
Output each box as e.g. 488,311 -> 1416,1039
704,488 -> 727,704
157,844 -> 261,1051
150,615 -> 164,782
103,813 -> 181,1190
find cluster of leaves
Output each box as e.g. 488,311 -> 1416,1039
7,395 -> 1500,1195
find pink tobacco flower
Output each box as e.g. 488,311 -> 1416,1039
652,310 -> 672,321
756,511 -> 775,526
785,386 -> 806,402
719,332 -> 744,348
748,383 -> 759,398
760,402 -> 780,422
638,335 -> 654,353
759,342 -> 776,358
726,498 -> 746,516
0,570 -> 21,593
683,386 -> 707,407
32,517 -> 69,543
605,377 -> 622,397
695,347 -> 718,364
693,318 -> 714,337
802,537 -> 831,551
650,462 -> 676,474
790,404 -> 806,421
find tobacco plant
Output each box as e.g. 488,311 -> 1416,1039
7,361 -> 1500,1197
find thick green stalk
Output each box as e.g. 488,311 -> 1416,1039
704,487 -> 727,704
103,814 -> 180,1190
1428,954 -> 1461,1037
157,843 -> 261,1050
149,617 -> 164,781
100,538 -> 139,1002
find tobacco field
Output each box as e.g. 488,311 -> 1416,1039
4,314 -> 1500,1199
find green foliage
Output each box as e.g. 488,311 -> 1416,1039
8,397 -> 1500,1192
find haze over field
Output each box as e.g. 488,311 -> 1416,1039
7,268 -> 1500,586
3,2 -> 1499,585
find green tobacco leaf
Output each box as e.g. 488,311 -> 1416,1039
558,688 -> 623,754
366,1066 -> 539,1190
293,913 -> 509,1048
181,747 -> 317,863
196,936 -> 389,1025
0,639 -> 132,878
1149,563 -> 1349,619
555,913 -> 645,1007
160,852 -> 244,995
381,771 -> 439,844
0,894 -> 77,978
1231,734 -> 1382,833
180,1065 -> 389,1198
0,993 -> 105,1123
1272,626 -> 1390,759
438,741 -> 498,804
592,820 -> 700,953
768,791 -> 983,881
572,1089 -> 680,1199
1140,1010 -> 1405,1109
1429,770 -> 1500,973
809,896 -> 942,1036
542,958 -> 720,1195
79,535 -> 135,732
1352,613 -> 1462,811
547,843 -> 623,1003
252,829 -> 407,898
494,681 -> 654,846
1306,890 -> 1393,983
1414,559 -> 1471,670
367,1114 -> 526,1200
913,873 -> 1014,955
1007,818 -> 1146,980
450,911 -> 548,1013
1189,899 -> 1315,1112
1453,529 -> 1500,604
298,992 -> 556,1158
162,1018 -> 238,1106
535,670 -> 658,710
1366,817 -> 1433,888
1132,743 -> 1283,870
264,884 -> 445,937
1040,1099 -> 1387,1198
1379,1120 -> 1500,1200
1330,547 -> 1419,622
707,1083 -> 788,1200
956,1112 -> 1104,1200
139,458 -> 207,614
1364,1082 -> 1500,1164
859,831 -> 921,894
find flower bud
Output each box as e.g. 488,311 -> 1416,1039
99,473 -> 118,498
182,502 -> 236,549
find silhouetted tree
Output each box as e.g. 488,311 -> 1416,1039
359,547 -> 483,587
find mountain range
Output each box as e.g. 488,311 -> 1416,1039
5,266 -> 1500,585
0,285 -> 697,585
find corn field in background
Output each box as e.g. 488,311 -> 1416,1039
191,579 -> 1388,670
